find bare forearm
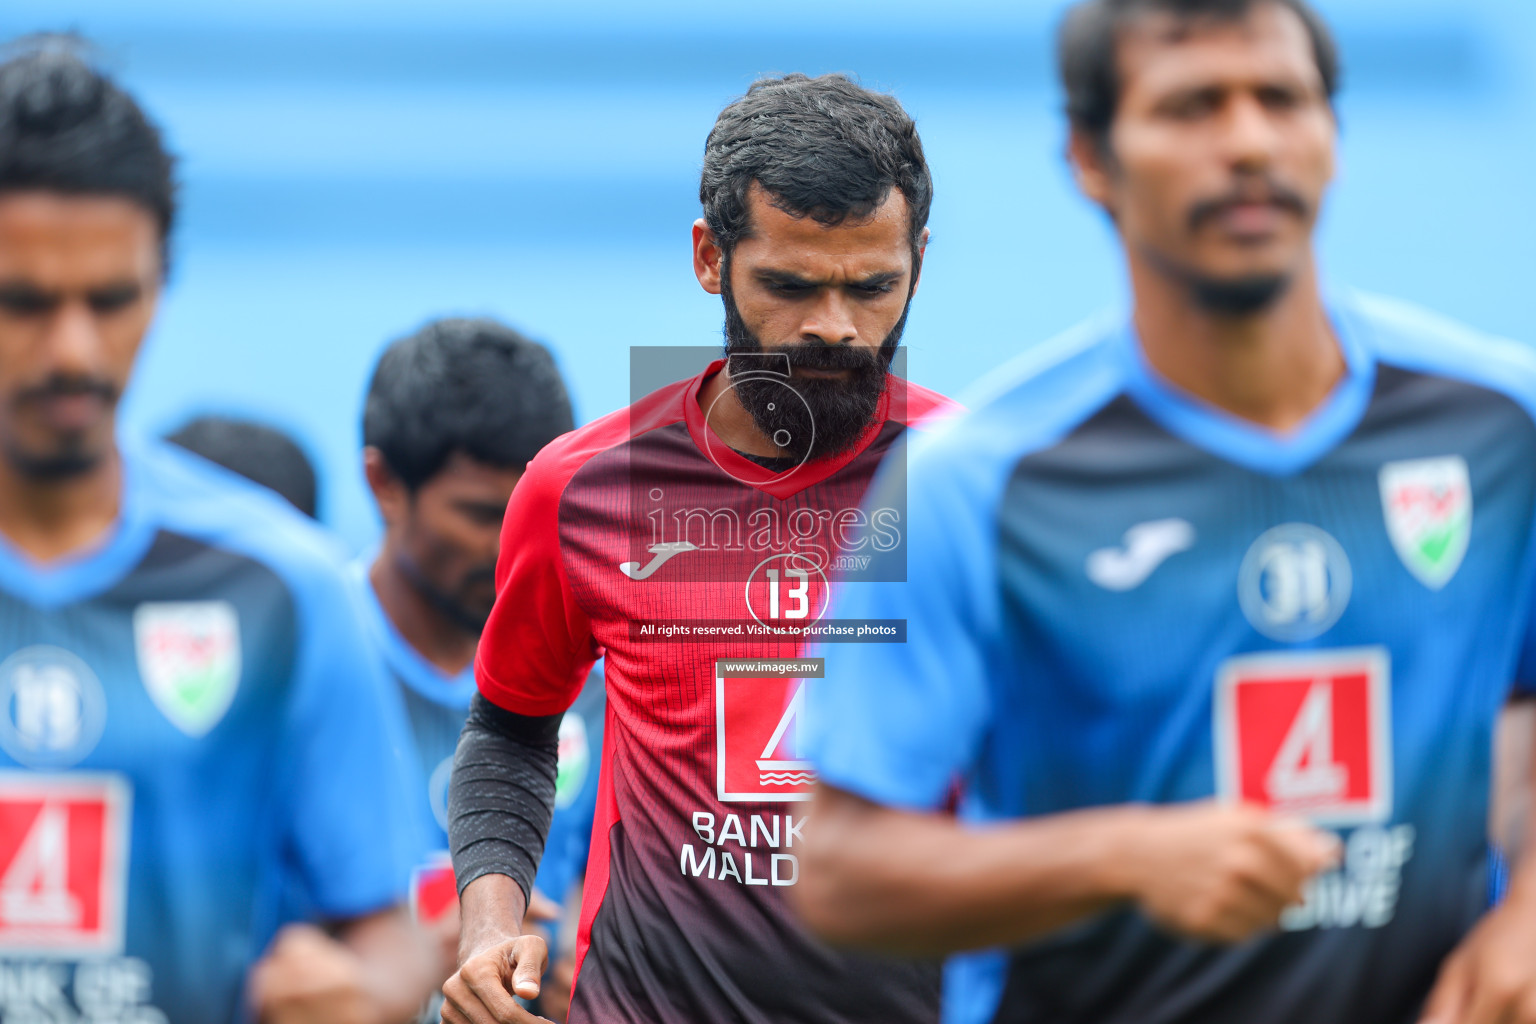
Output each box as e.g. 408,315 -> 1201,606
458,872 -> 530,965
796,786 -> 1138,956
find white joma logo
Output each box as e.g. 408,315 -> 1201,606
620,541 -> 699,580
1086,518 -> 1196,591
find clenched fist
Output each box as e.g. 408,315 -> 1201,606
1122,801 -> 1340,942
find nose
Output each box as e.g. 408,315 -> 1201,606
43,298 -> 105,378
1220,93 -> 1280,172
799,291 -> 858,346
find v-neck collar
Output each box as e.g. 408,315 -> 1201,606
681,359 -> 893,500
1117,302 -> 1375,477
351,557 -> 477,709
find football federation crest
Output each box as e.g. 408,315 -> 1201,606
133,602 -> 241,737
1214,647 -> 1392,826
555,713 -> 591,809
0,772 -> 131,955
716,667 -> 816,802
1379,456 -> 1471,590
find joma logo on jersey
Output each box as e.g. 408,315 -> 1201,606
716,670 -> 816,802
0,773 -> 130,955
1214,647 -> 1392,826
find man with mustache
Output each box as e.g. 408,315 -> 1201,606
355,318 -> 586,1020
0,41 -> 436,1023
798,2 -> 1536,1023
441,74 -> 955,1024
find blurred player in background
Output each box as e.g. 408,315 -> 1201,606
0,40 -> 436,1023
441,73 -> 955,1024
355,317 -> 597,1020
799,2 -> 1536,1023
165,413 -> 320,518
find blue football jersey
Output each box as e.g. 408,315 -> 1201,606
807,293 -> 1536,1024
349,560 -> 603,913
0,439 -> 425,1024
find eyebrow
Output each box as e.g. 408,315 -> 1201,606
753,269 -> 905,289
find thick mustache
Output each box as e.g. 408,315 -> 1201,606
1189,181 -> 1309,231
15,375 -> 118,406
778,343 -> 883,373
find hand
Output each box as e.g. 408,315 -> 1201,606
1420,889 -> 1536,1024
1123,801 -> 1340,943
249,924 -> 386,1024
440,932 -> 551,1024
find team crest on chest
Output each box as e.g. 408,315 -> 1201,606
1378,455 -> 1471,590
133,602 -> 241,738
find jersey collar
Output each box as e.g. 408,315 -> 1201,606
682,358 -> 893,500
350,555 -> 477,709
1116,299 -> 1376,477
0,439 -> 161,609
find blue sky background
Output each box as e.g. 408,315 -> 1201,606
2,0 -> 1531,548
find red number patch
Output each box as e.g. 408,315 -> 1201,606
410,855 -> 458,925
1214,647 -> 1392,825
716,670 -> 816,803
0,772 -> 130,954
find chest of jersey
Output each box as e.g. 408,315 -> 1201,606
986,373 -> 1536,856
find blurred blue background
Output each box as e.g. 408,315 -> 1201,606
1,0 -> 1531,549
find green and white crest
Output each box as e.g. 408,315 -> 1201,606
1378,455 -> 1472,590
133,601 -> 241,737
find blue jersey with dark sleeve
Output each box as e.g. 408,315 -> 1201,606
349,559 -> 603,912
0,439 -> 424,1024
806,293 -> 1536,1024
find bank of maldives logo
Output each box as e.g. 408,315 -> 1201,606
0,646 -> 107,769
1238,523 -> 1351,642
0,772 -> 132,954
134,602 -> 241,738
1215,647 -> 1392,826
716,669 -> 816,802
1379,455 -> 1471,590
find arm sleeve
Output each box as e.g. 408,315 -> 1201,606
804,432 -> 1001,811
475,444 -> 598,716
283,561 -> 428,919
448,694 -> 561,901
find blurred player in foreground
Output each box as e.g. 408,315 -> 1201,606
165,413 -> 320,518
0,42 -> 435,1023
442,74 -> 955,1024
355,318 -> 594,1020
800,2 -> 1536,1023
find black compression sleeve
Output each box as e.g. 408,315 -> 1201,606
447,693 -> 562,902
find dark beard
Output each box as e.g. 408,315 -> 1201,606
6,374 -> 118,480
720,270 -> 909,463
395,553 -> 496,636
1188,272 -> 1294,316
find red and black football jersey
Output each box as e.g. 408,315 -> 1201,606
476,358 -> 955,1023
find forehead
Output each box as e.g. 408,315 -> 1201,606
1116,4 -> 1323,104
733,183 -> 912,273
0,191 -> 160,284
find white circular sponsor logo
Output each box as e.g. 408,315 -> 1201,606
0,646 -> 107,768
429,756 -> 453,832
1238,523 -> 1352,641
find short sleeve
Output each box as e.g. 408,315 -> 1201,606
476,445 -> 598,716
282,562 -> 427,919
804,432 -> 999,811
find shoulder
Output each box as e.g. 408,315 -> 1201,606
903,314 -> 1129,498
1345,291 -> 1536,415
130,438 -> 350,603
